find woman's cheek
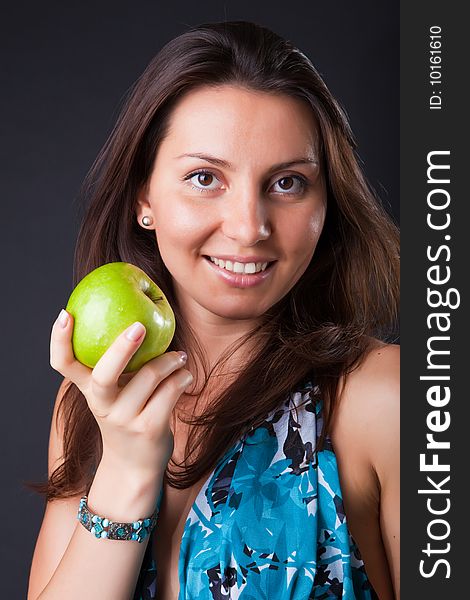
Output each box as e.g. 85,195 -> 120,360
154,204 -> 194,237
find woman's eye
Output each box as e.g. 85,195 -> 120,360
271,175 -> 307,195
183,170 -> 308,195
184,170 -> 222,192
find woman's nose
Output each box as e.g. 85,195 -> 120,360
221,190 -> 272,246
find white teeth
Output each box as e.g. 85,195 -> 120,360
209,256 -> 269,274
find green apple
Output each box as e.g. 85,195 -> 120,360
65,262 -> 175,372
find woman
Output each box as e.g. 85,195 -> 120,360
28,20 -> 399,600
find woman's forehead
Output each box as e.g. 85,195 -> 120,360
159,84 -> 320,161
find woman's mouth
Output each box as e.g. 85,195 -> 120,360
207,256 -> 270,274
203,255 -> 277,288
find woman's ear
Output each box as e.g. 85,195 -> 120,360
136,188 -> 156,230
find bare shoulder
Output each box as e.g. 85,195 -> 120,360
330,342 -> 400,598
333,342 -> 399,462
343,341 -> 399,407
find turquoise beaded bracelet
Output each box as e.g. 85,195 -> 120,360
77,496 -> 158,543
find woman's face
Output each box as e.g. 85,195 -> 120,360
137,85 -> 327,323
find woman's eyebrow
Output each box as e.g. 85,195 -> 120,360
175,152 -> 319,173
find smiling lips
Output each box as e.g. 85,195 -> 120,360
206,254 -> 276,273
204,255 -> 276,288
208,256 -> 269,274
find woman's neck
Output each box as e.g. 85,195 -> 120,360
175,294 -> 263,373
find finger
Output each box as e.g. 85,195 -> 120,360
90,321 -> 147,407
113,351 -> 188,419
50,309 -> 90,388
140,367 -> 194,426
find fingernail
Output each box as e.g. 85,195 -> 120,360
183,372 -> 194,385
126,322 -> 146,341
57,309 -> 69,328
177,351 -> 187,363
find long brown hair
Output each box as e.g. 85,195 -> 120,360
31,21 -> 399,500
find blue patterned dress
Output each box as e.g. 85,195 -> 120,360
134,380 -> 378,599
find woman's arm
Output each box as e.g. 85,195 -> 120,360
365,345 -> 400,597
28,312 -> 192,599
332,343 -> 400,599
27,379 -> 165,600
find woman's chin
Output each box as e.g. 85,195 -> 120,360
200,299 -> 270,322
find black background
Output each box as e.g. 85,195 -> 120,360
0,1 -> 399,597
400,2 -> 466,598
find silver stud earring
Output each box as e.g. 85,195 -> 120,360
141,216 -> 154,227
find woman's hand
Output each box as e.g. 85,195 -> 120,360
49,309 -> 192,482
